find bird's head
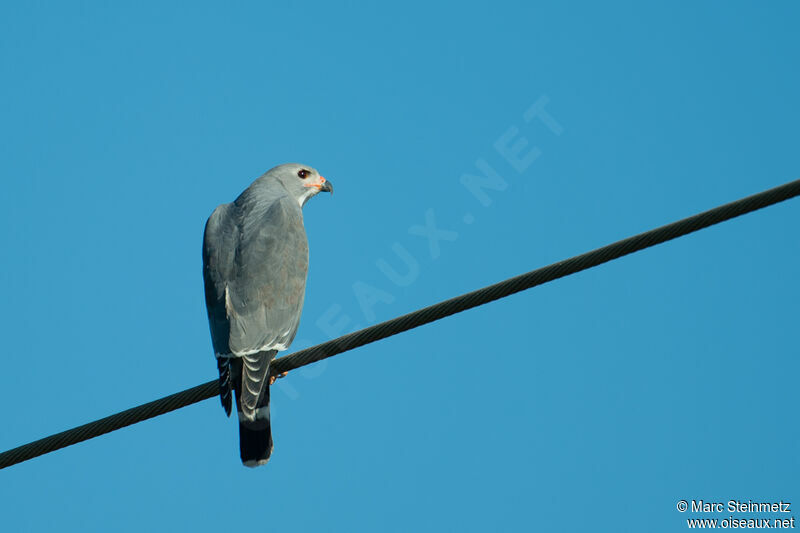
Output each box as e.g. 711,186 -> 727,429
266,163 -> 333,207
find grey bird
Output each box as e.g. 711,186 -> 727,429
202,163 -> 332,467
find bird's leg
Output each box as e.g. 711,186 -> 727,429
268,372 -> 288,386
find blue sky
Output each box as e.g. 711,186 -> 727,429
1,2 -> 798,531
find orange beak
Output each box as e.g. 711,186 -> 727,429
302,175 -> 333,193
318,176 -> 333,194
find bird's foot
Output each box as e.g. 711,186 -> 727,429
268,372 -> 288,386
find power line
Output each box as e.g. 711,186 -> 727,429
1,179 -> 798,470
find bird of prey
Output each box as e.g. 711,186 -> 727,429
202,163 -> 332,467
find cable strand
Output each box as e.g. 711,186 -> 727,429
1,178 -> 798,469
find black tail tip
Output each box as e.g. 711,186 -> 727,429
239,423 -> 273,467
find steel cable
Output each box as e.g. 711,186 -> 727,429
1,178 -> 798,470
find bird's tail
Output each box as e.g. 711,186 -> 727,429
238,385 -> 273,467
233,350 -> 276,467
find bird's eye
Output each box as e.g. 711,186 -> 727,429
297,169 -> 309,179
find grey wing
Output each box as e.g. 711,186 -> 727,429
226,196 -> 309,355
203,203 -> 237,356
